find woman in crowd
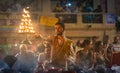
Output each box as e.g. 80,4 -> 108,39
75,39 -> 96,73
94,41 -> 106,73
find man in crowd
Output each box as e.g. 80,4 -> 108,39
36,22 -> 75,70
49,22 -> 75,70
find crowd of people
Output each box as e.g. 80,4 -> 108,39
0,21 -> 120,73
74,35 -> 120,73
53,0 -> 103,23
53,0 -> 102,13
0,0 -> 102,13
0,0 -> 119,73
0,1 -> 22,12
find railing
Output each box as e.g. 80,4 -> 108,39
0,12 -> 115,29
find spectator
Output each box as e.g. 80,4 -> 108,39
75,5 -> 83,13
94,41 -> 106,73
75,39 -> 96,73
34,43 -> 49,73
83,2 -> 93,12
111,36 -> 120,52
14,44 -> 37,73
7,0 -> 22,12
94,5 -> 102,12
0,48 -> 8,71
1,55 -> 18,73
64,4 -> 72,13
53,2 -> 64,12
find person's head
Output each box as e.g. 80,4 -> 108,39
82,39 -> 93,50
94,41 -> 103,52
19,44 -> 28,54
103,42 -> 109,49
54,22 -> 65,35
3,55 -> 17,68
113,36 -> 120,44
37,43 -> 45,53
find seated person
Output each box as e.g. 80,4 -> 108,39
53,2 -> 64,12
94,5 -> 102,12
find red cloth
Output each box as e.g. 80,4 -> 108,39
108,52 -> 120,67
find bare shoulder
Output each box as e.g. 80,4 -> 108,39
65,37 -> 73,43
